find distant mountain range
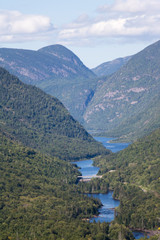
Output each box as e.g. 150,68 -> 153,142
0,67 -> 107,160
84,40 -> 160,141
0,44 -> 96,122
0,41 -> 160,141
92,56 -> 131,77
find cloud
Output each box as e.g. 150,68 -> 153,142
109,0 -> 160,13
0,10 -> 54,43
59,0 -> 160,46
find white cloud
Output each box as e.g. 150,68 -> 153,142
59,0 -> 160,46
0,10 -> 54,43
111,0 -> 160,13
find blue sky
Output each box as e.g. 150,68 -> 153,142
0,0 -> 160,68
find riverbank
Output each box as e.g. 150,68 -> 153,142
132,229 -> 160,237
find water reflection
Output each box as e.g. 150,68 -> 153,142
88,192 -> 119,223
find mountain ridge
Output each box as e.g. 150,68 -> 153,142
0,67 -> 108,160
0,41 -> 160,141
92,56 -> 131,77
84,40 -> 160,140
0,44 -> 96,122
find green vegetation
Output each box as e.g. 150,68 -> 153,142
84,40 -> 160,141
78,178 -> 109,194
0,45 -> 96,122
0,126 -> 134,240
93,129 -> 160,230
0,41 -> 160,142
0,42 -> 160,239
0,67 -> 108,161
0,129 -> 97,239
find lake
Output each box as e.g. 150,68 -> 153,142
94,137 -> 130,153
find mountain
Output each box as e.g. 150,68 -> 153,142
1,41 -> 160,142
0,67 -> 108,160
0,44 -> 95,84
0,45 -> 96,122
84,40 -> 160,140
92,56 -> 131,77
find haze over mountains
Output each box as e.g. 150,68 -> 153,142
92,56 -> 131,77
0,45 -> 96,122
0,40 -> 160,141
0,40 -> 160,239
84,40 -> 160,140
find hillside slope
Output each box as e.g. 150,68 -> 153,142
94,128 -> 160,229
0,130 -> 100,239
0,129 -> 135,240
0,45 -> 96,121
0,67 -> 108,160
92,56 -> 131,77
84,40 -> 160,140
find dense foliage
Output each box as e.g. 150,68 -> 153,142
0,130 -> 95,239
0,45 -> 96,122
93,129 -> 160,230
78,178 -> 109,194
0,67 -> 108,161
0,130 -> 135,240
0,41 -> 160,142
84,40 -> 160,141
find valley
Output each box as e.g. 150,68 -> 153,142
0,39 -> 160,240
0,40 -> 160,142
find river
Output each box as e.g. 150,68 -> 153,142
73,137 -> 147,239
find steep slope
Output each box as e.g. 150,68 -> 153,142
84,40 -> 160,140
106,93 -> 160,141
96,128 -> 160,193
0,131 -> 135,240
0,45 -> 96,122
92,56 -> 131,77
0,129 -> 102,239
94,128 -> 160,229
0,67 -> 108,160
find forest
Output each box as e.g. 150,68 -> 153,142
0,129 -> 136,240
93,129 -> 160,230
0,67 -> 108,161
0,67 -> 160,239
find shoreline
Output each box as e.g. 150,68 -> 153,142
131,228 -> 160,237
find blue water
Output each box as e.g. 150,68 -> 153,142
73,158 -> 119,223
73,138 -> 146,238
72,159 -> 99,177
94,137 -> 130,153
132,231 -> 148,239
88,192 -> 119,223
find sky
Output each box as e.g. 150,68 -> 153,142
0,0 -> 160,68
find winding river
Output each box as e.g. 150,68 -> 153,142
73,137 -> 147,239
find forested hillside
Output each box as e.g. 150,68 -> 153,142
84,40 -> 160,141
0,127 -> 136,240
0,45 -> 96,122
93,129 -> 160,230
0,67 -> 107,160
1,41 -> 160,142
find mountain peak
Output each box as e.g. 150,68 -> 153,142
38,44 -> 83,65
